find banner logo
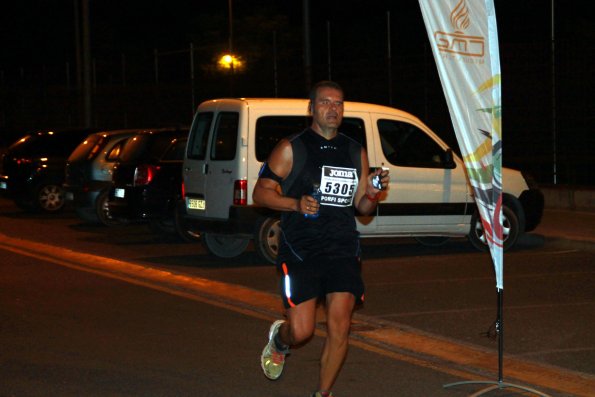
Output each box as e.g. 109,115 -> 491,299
433,0 -> 485,59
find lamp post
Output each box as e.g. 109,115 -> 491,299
228,0 -> 234,96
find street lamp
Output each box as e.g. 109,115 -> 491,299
217,54 -> 243,71
218,53 -> 244,96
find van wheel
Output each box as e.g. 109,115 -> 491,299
203,232 -> 249,258
255,217 -> 280,264
468,205 -> 520,252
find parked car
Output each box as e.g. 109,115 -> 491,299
182,98 -> 544,263
64,129 -> 139,225
0,128 -> 99,212
107,127 -> 198,242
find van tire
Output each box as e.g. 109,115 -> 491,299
255,217 -> 280,264
203,232 -> 249,258
468,204 -> 520,252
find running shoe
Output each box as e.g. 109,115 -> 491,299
260,320 -> 288,380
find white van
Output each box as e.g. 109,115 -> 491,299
182,98 -> 544,263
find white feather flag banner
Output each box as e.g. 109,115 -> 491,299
419,0 -> 503,289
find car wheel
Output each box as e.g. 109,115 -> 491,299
96,190 -> 122,226
36,183 -> 66,212
414,236 -> 451,247
173,201 -> 200,243
254,217 -> 280,264
468,205 -> 520,252
202,232 -> 249,259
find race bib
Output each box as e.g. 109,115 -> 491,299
319,165 -> 358,207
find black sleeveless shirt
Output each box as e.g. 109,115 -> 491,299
278,128 -> 362,261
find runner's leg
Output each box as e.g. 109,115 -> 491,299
279,297 -> 318,346
318,292 -> 355,391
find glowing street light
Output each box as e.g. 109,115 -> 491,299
217,54 -> 244,71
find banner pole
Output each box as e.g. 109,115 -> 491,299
444,287 -> 551,396
497,288 -> 503,383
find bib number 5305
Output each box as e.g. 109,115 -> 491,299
324,181 -> 355,196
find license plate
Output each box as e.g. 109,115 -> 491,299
0,181 -> 6,190
115,188 -> 125,198
188,198 -> 206,210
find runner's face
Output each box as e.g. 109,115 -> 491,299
312,87 -> 344,131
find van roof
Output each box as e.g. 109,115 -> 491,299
197,98 -> 424,123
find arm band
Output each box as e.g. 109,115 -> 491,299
258,162 -> 283,184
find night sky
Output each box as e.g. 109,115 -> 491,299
2,1 -> 592,69
1,0 -> 593,185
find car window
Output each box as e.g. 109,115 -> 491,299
105,139 -> 127,162
9,134 -> 70,157
210,112 -> 238,161
162,138 -> 187,161
378,119 -> 449,168
119,135 -> 147,162
187,112 -> 213,160
254,116 -> 366,162
68,134 -> 103,162
120,133 -> 176,162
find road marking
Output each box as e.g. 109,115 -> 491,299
2,232 -> 594,396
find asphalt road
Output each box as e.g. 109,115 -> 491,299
1,197 -> 594,396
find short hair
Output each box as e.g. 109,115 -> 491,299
308,80 -> 344,106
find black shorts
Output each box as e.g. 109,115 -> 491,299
277,255 -> 365,309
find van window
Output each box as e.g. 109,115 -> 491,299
187,112 -> 213,160
378,119 -> 448,168
254,116 -> 366,162
211,112 -> 239,161
255,116 -> 310,161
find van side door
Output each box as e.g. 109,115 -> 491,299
372,116 -> 471,234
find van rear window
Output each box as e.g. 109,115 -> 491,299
187,112 -> 213,160
255,116 -> 366,161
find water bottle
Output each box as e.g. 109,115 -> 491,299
304,183 -> 321,219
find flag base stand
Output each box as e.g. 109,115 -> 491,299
443,380 -> 551,397
443,289 -> 552,397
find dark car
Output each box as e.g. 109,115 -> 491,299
107,127 -> 198,241
64,129 -> 139,225
0,128 -> 99,212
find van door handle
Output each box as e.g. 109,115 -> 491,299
221,169 -> 232,174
